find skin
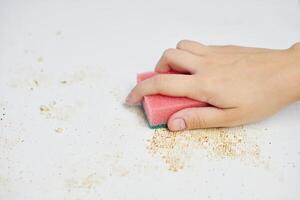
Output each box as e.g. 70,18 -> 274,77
126,40 -> 300,131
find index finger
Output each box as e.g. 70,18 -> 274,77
155,48 -> 203,74
126,74 -> 196,105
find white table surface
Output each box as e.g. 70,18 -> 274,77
1,0 -> 300,199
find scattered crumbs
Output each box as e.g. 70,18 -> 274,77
7,68 -> 47,90
0,136 -> 24,152
29,80 -> 39,91
58,69 -> 89,85
111,165 -> 130,177
1,107 -> 6,121
55,128 -> 64,134
65,173 -> 104,190
37,56 -> 43,63
39,101 -> 78,121
108,87 -> 123,102
147,127 -> 262,172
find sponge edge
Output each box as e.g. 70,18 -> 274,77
137,72 -> 208,128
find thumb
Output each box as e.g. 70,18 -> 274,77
167,107 -> 235,131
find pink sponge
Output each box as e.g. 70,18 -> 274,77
137,72 -> 207,128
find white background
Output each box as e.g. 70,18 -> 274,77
0,0 -> 300,199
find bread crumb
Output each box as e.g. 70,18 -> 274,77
65,173 -> 104,190
40,105 -> 50,112
147,127 -> 261,172
33,80 -> 39,86
55,128 -> 64,133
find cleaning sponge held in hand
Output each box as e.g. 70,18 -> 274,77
137,72 -> 208,129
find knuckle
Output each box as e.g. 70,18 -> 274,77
183,111 -> 208,129
196,76 -> 220,103
201,56 -> 215,66
187,114 -> 208,129
186,77 -> 198,96
162,48 -> 176,59
200,76 -> 214,92
176,40 -> 188,49
136,81 -> 146,93
152,75 -> 165,90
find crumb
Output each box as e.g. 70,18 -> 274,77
37,56 -> 43,63
65,173 -> 104,190
60,80 -> 67,84
39,101 -> 76,121
33,80 -> 38,86
55,128 -> 64,133
40,105 -> 50,112
147,127 -> 261,172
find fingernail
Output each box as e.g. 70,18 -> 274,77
169,118 -> 186,131
125,94 -> 140,106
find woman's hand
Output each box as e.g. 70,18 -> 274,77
126,40 -> 300,131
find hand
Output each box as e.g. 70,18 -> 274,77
126,40 -> 300,131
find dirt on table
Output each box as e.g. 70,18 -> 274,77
147,127 -> 261,172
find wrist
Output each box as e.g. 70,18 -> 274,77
287,43 -> 300,101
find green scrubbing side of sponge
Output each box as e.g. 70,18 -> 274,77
149,124 -> 167,129
141,105 -> 167,129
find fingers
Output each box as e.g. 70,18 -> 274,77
176,40 -> 272,56
155,40 -> 267,76
126,74 -> 196,105
167,107 -> 238,131
176,40 -> 210,55
155,48 -> 203,74
208,45 -> 272,54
